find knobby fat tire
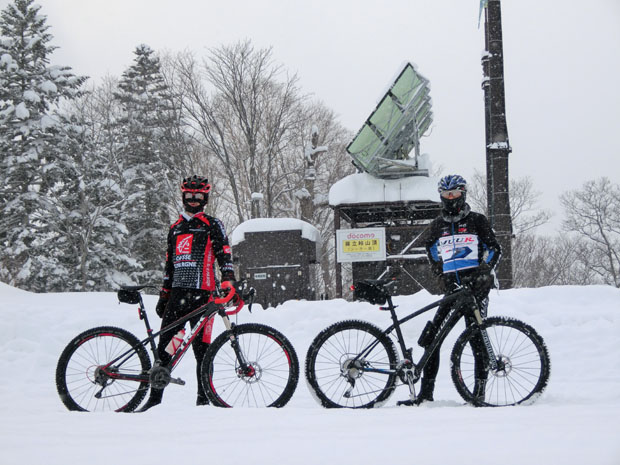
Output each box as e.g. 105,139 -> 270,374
201,323 -> 299,408
305,319 -> 399,409
56,326 -> 151,412
450,316 -> 550,407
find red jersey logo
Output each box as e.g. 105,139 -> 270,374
176,234 -> 193,255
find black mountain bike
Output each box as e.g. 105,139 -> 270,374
56,282 -> 299,412
305,278 -> 550,408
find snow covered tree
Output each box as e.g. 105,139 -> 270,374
561,177 -> 620,287
468,171 -> 557,288
174,41 -> 307,224
170,42 -> 354,296
0,0 -> 86,289
511,234 -> 599,288
114,44 -> 181,284
468,170 -> 551,235
290,102 -> 354,297
46,80 -> 141,291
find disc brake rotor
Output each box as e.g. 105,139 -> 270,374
237,362 -> 262,384
492,355 -> 513,378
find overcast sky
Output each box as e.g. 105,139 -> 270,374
4,0 -> 619,234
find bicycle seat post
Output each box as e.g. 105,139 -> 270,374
385,295 -> 410,359
138,293 -> 161,363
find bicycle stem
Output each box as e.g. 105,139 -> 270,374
137,294 -> 161,364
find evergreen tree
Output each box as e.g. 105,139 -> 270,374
0,0 -> 86,289
50,86 -> 139,291
114,44 -> 179,284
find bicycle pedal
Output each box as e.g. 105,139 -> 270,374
169,377 -> 186,386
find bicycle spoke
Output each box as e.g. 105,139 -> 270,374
305,321 -> 398,408
204,324 -> 298,408
56,327 -> 151,412
451,317 -> 550,407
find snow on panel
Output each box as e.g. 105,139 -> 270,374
329,173 -> 439,206
231,218 -> 320,246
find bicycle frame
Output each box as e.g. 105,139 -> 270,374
99,288 -> 244,387
353,285 -> 496,384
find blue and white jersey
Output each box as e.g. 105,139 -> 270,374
436,233 -> 480,272
425,210 -> 501,276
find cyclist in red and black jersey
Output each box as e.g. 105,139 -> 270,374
137,175 -> 236,412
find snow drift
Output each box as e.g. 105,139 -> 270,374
0,283 -> 619,464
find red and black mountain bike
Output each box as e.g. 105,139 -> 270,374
56,281 -> 299,412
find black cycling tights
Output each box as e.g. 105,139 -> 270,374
159,288 -> 212,394
423,294 -> 489,381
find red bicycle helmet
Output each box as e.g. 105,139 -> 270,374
181,175 -> 211,194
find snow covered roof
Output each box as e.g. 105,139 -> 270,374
231,218 -> 321,246
329,172 -> 440,206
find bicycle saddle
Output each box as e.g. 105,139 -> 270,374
352,279 -> 392,305
117,284 -> 154,305
119,284 -> 153,291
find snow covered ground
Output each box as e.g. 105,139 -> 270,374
1,282 -> 619,465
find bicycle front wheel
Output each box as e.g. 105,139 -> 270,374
201,323 -> 299,407
56,326 -> 151,412
451,316 -> 550,407
305,320 -> 398,408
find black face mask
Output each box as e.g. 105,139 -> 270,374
183,196 -> 208,214
441,195 -> 466,215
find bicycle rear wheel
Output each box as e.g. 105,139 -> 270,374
56,326 -> 151,412
201,323 -> 299,407
305,320 -> 398,408
451,316 -> 550,407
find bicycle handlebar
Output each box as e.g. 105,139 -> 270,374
214,281 -> 236,305
225,299 -> 244,315
214,281 -> 247,316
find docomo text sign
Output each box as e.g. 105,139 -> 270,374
345,231 -> 380,240
336,227 -> 386,263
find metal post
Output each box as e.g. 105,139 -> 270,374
334,208 -> 342,298
483,0 -> 513,288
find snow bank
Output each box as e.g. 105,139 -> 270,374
329,172 -> 439,206
231,217 -> 320,246
0,283 -> 619,465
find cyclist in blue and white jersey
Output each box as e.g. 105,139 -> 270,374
407,174 -> 501,405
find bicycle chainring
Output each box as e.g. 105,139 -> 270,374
149,365 -> 172,389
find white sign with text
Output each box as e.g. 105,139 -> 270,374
336,228 -> 386,262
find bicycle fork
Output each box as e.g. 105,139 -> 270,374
472,307 -> 499,372
220,313 -> 255,378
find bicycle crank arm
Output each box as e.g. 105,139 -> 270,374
168,377 -> 186,386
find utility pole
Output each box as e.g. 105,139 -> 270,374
481,0 -> 513,288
